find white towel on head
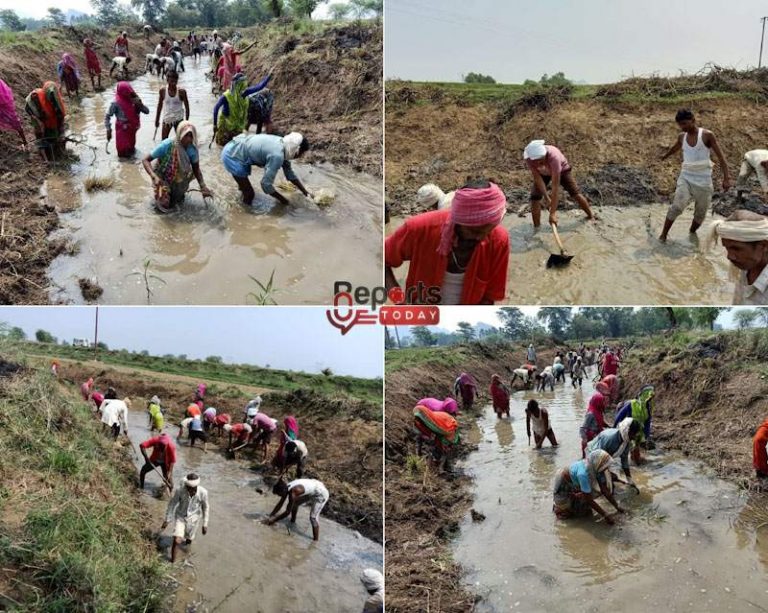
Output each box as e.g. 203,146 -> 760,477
712,218 -> 768,243
283,132 -> 304,160
524,139 -> 546,160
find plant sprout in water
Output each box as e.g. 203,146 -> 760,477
247,269 -> 279,305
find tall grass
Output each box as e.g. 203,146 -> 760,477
0,360 -> 168,612
13,340 -> 382,405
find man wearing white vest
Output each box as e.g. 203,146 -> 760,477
659,109 -> 731,242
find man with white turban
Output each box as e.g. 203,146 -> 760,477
416,183 -> 453,211
713,210 -> 768,304
523,139 -> 595,227
162,472 -> 209,562
385,179 -> 509,304
360,568 -> 384,613
220,131 -> 313,209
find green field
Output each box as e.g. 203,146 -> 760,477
12,341 -> 382,407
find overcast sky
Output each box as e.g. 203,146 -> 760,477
399,307 -> 749,333
2,0 -> 350,20
386,0 -> 768,83
0,307 -> 382,378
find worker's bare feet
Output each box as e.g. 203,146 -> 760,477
658,233 -> 668,243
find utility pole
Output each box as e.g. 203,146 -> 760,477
760,16 -> 768,68
93,305 -> 99,361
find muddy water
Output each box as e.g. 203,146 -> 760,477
47,58 -> 382,305
454,369 -> 768,612
124,409 -> 381,612
388,205 -> 733,304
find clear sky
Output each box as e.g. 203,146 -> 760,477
397,307 -> 747,333
386,0 -> 768,83
2,0 -> 351,21
0,307 -> 382,378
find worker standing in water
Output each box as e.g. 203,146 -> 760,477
161,473 -> 209,562
659,109 -> 731,242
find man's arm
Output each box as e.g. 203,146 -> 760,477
261,157 -> 289,204
282,161 -> 312,198
267,492 -> 289,519
542,409 -> 549,433
181,89 -> 190,120
201,489 -> 209,532
705,131 -> 732,189
154,87 -> 165,127
660,134 -> 683,161
549,172 -> 561,222
525,412 -> 531,437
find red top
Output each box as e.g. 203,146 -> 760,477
140,434 -> 176,470
602,353 -> 619,377
215,413 -> 231,426
231,423 -> 250,438
385,209 -> 509,305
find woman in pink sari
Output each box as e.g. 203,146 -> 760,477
57,53 -> 81,98
490,374 -> 510,418
216,41 -> 257,91
80,377 -> 94,400
0,79 -> 26,150
453,372 -> 478,411
579,392 -> 607,457
105,82 -> 148,157
416,397 -> 458,415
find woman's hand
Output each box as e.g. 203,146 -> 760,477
201,186 -> 213,198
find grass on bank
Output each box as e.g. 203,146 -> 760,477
0,348 -> 168,612
11,340 -> 382,407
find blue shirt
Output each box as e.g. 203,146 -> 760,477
190,417 -> 204,432
569,460 -> 592,494
150,138 -> 199,164
614,401 -> 652,440
224,134 -> 299,195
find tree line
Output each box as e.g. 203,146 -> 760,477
0,0 -> 382,33
387,307 -> 765,349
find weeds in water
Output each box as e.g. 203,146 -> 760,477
247,269 -> 279,305
83,175 -> 115,193
127,258 -> 167,305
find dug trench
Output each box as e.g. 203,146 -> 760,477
385,75 -> 768,304
385,332 -> 768,612
0,21 -> 382,305
1,355 -> 381,611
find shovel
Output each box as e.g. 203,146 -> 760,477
546,222 -> 574,268
153,125 -> 158,141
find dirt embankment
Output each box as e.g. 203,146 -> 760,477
0,362 -> 168,611
385,86 -> 768,218
385,341 -> 557,613
620,330 -> 768,488
239,21 -> 382,175
63,362 -> 383,542
0,26 -> 159,305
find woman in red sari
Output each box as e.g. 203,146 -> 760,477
490,374 -> 510,418
105,82 -> 149,157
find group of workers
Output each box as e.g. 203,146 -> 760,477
412,342 -> 663,527
0,28 -> 314,216
385,109 -> 768,305
76,370 -> 382,611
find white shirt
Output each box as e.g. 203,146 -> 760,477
100,399 -> 128,428
288,479 -> 328,501
745,150 -> 768,168
734,264 -> 768,305
165,485 -> 210,527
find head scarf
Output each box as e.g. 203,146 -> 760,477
230,72 -> 246,95
458,372 -> 477,387
115,82 -> 140,131
585,449 -> 612,493
523,139 -> 547,160
711,218 -> 768,246
617,417 -> 634,443
184,475 -> 200,487
588,392 -> 606,414
61,53 -> 79,76
437,182 -> 507,256
637,385 -> 654,411
284,416 -> 299,439
283,132 -> 304,160
417,183 -> 446,208
150,395 -> 160,405
223,42 -> 236,72
442,397 -> 458,415
360,569 -> 384,593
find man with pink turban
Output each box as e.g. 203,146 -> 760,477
385,179 -> 509,304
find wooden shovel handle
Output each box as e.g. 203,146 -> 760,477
551,223 -> 566,255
